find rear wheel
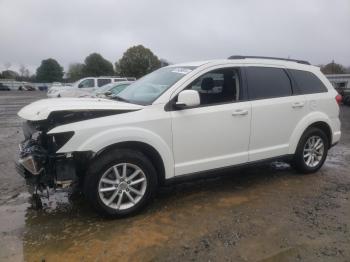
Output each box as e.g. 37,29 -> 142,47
293,128 -> 329,174
84,149 -> 157,218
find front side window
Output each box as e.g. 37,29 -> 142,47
116,66 -> 196,105
246,67 -> 292,100
288,69 -> 327,94
186,68 -> 241,106
79,79 -> 94,88
97,79 -> 112,87
110,84 -> 129,95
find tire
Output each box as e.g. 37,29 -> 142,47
84,148 -> 158,218
293,127 -> 329,174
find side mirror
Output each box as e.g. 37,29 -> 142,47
104,91 -> 112,96
175,90 -> 200,109
78,83 -> 83,88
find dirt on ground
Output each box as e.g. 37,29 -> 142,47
0,91 -> 349,262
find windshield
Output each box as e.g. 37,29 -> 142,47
115,66 -> 196,105
94,83 -> 115,94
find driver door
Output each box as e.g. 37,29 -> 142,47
171,67 -> 251,176
76,78 -> 95,96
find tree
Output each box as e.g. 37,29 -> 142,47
1,70 -> 19,79
19,64 -> 30,80
320,61 -> 346,74
83,53 -> 114,77
36,58 -> 64,82
115,45 -> 161,78
160,58 -> 170,67
67,63 -> 85,81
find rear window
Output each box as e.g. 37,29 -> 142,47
288,69 -> 327,94
246,67 -> 292,100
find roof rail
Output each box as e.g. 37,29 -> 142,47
228,55 -> 310,65
98,76 -> 128,78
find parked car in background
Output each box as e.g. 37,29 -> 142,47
340,89 -> 350,106
79,81 -> 133,98
18,84 -> 36,91
52,82 -> 62,86
38,85 -> 49,91
0,83 -> 11,91
47,77 -> 136,98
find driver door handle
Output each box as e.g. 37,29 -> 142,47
232,109 -> 248,116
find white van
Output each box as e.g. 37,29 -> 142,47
47,76 -> 136,98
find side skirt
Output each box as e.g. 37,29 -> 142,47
164,154 -> 294,186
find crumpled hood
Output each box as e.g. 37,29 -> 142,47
18,97 -> 144,121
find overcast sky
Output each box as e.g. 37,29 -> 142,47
0,0 -> 349,74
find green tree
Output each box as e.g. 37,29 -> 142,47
320,61 -> 346,74
36,58 -> 64,82
1,70 -> 19,79
67,63 -> 85,81
83,53 -> 114,77
116,45 -> 161,78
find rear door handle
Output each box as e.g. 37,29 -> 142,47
292,102 -> 305,108
232,109 -> 248,116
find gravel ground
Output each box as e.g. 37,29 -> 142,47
0,91 -> 349,262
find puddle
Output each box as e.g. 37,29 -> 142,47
326,145 -> 350,168
1,91 -> 350,261
0,202 -> 29,261
0,174 -> 255,261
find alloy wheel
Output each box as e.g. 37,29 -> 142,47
98,163 -> 147,210
303,135 -> 325,168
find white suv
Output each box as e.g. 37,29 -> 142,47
16,56 -> 341,217
47,76 -> 136,98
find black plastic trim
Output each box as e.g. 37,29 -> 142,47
164,154 -> 293,185
228,55 -> 310,65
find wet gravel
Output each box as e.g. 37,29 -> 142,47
0,91 -> 349,261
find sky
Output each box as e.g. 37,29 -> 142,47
0,0 -> 349,74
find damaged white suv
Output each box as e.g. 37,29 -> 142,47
16,56 -> 341,217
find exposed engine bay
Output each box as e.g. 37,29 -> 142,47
15,109 -> 128,205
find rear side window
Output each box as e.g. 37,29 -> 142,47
97,79 -> 112,87
246,67 -> 292,100
288,69 -> 327,94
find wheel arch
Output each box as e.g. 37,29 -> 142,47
307,122 -> 332,147
57,126 -> 175,180
289,113 -> 333,154
95,141 -> 167,185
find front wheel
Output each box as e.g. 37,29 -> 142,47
293,128 -> 329,174
84,149 -> 158,218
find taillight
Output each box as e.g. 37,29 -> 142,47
335,94 -> 342,105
